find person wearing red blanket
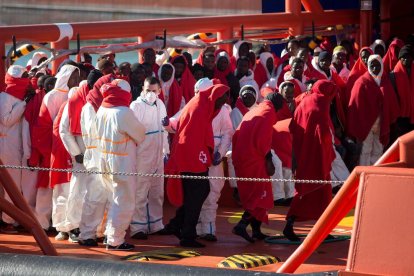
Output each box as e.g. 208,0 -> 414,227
232,92 -> 284,243
284,80 -> 338,241
163,84 -> 229,248
32,64 -> 80,231
347,55 -> 400,166
21,75 -> 49,212
390,46 -> 414,138
230,40 -> 251,71
95,79 -> 146,251
142,48 -> 160,76
0,65 -> 34,232
171,55 -> 196,104
383,38 -> 404,74
277,81 -> 295,121
158,63 -> 185,117
283,58 -> 308,98
214,50 -> 240,108
254,52 -> 275,89
344,47 -> 373,113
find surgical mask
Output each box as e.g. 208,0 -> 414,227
143,91 -> 157,105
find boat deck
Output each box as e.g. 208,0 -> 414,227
0,199 -> 353,274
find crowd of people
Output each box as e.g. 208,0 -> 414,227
0,35 -> 413,250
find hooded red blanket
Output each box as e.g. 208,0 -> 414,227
393,61 -> 414,120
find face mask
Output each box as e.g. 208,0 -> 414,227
143,91 -> 157,105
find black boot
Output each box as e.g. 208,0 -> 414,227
251,218 -> 269,240
232,211 -> 254,243
283,216 -> 300,242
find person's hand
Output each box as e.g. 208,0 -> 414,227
161,116 -> 170,127
212,152 -> 222,166
265,158 -> 275,176
75,154 -> 84,164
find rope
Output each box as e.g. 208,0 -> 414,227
0,164 -> 344,185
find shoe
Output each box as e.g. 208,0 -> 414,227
161,225 -> 182,240
179,239 -> 205,248
251,218 -> 269,240
199,234 -> 217,242
106,242 -> 135,251
274,198 -> 286,206
55,232 -> 69,241
324,234 -> 335,241
131,231 -> 148,240
151,228 -> 173,235
232,225 -> 254,243
232,188 -> 241,205
68,228 -> 80,243
45,226 -> 58,235
78,238 -> 98,246
1,224 -> 18,234
283,197 -> 293,206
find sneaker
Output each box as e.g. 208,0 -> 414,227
179,239 -> 205,248
68,228 -> 80,243
1,224 -> 18,234
106,242 -> 135,251
199,234 -> 217,242
78,238 -> 98,246
131,231 -> 148,240
55,232 -> 69,241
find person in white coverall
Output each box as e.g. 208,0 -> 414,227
0,65 -> 34,233
78,70 -> 110,246
95,79 -> 146,251
129,77 -> 169,240
58,81 -> 89,242
33,64 -> 80,231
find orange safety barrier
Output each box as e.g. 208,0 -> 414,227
277,131 -> 414,274
0,159 -> 57,256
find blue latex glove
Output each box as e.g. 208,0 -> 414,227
212,152 -> 222,166
161,116 -> 170,127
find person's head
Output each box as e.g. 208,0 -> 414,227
194,77 -> 214,94
367,55 -> 383,79
311,79 -> 338,100
192,63 -> 204,80
360,48 -> 372,66
279,81 -> 295,103
332,46 -> 347,65
248,51 -> 256,68
286,39 -> 300,57
37,74 -> 49,89
87,69 -> 104,89
183,52 -> 193,68
398,45 -> 413,69
236,56 -> 250,76
203,53 -> 216,71
130,63 -> 146,85
213,85 -> 230,111
160,63 -> 174,82
97,59 -> 114,75
260,52 -> 274,74
305,78 -> 318,91
44,77 -> 56,93
102,53 -> 115,63
31,52 -> 48,67
265,92 -> 284,111
76,62 -> 92,81
318,51 -> 332,72
67,68 -> 81,89
143,48 -> 156,65
237,42 -> 250,58
119,62 -> 131,77
239,85 -> 257,108
83,53 -> 92,64
141,76 -> 161,105
296,47 -> 309,62
371,39 -> 386,57
7,65 -> 28,79
291,58 -> 305,79
141,62 -> 153,78
172,55 -> 187,78
216,51 -> 230,72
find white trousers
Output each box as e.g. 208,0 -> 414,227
197,163 -> 225,235
1,154 -> 22,224
330,149 -> 350,186
52,183 -> 70,232
226,151 -> 237,188
35,187 -> 53,229
65,163 -> 87,231
359,126 -> 383,166
130,166 -> 164,235
273,167 -> 295,201
79,170 -> 109,240
21,169 -> 38,211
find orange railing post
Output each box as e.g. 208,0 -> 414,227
0,159 -> 57,256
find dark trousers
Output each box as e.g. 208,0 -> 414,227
167,171 -> 210,240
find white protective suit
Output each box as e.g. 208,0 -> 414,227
0,65 -> 27,224
34,64 -> 80,230
129,97 -> 169,235
22,112 -> 37,210
59,83 -> 89,233
197,104 -> 233,236
96,81 -> 146,247
78,101 -> 109,241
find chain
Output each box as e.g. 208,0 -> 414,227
0,164 -> 344,185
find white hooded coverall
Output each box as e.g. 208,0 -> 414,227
129,97 -> 169,235
96,104 -> 146,247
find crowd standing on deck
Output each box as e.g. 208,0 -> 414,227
1,34 -> 414,250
